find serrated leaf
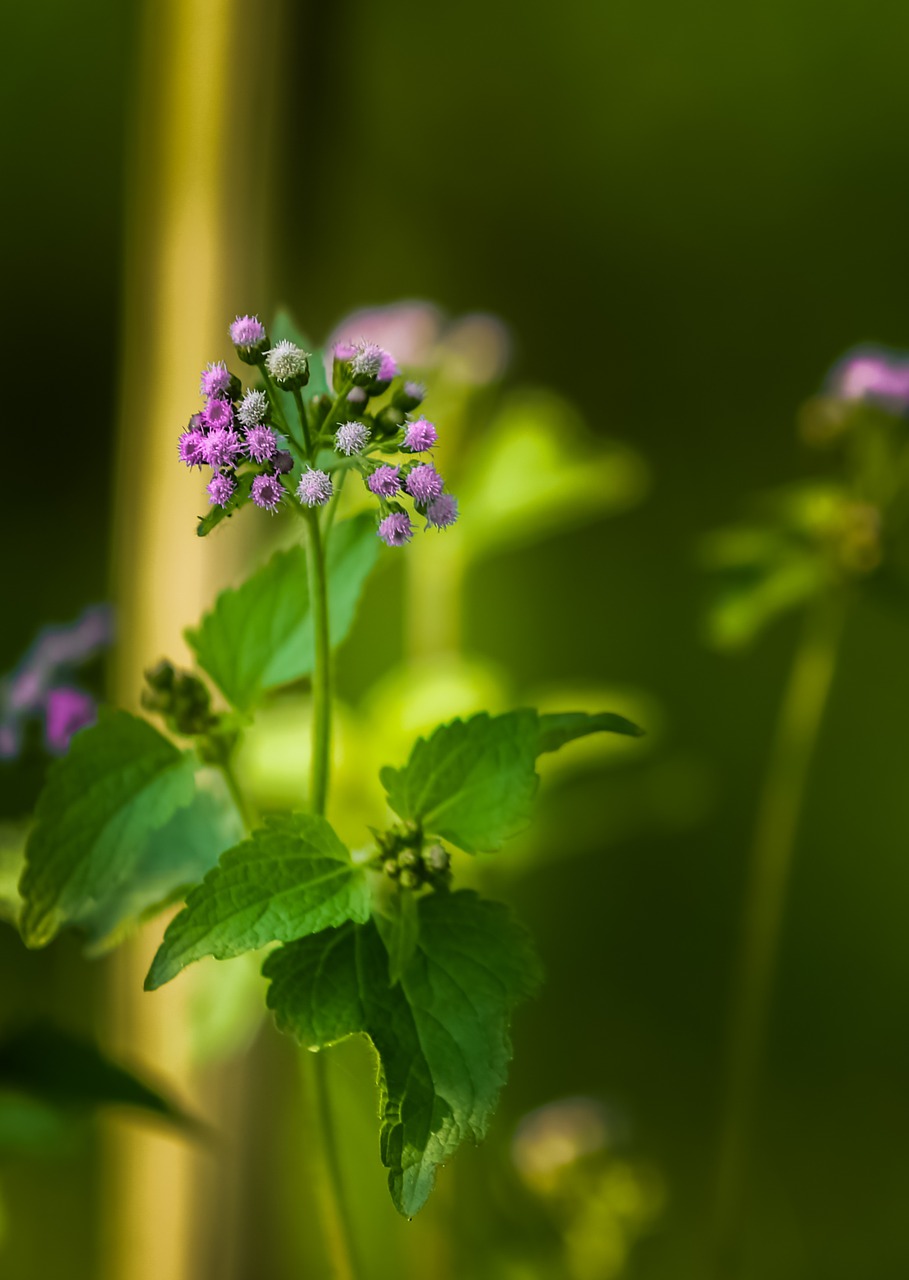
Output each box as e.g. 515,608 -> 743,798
18,710 -> 227,950
536,710 -> 644,754
145,813 -> 370,990
264,890 -> 541,1216
374,890 -> 420,986
186,513 -> 379,712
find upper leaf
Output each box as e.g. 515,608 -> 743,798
18,711 -> 239,950
186,513 -> 378,712
264,890 -> 542,1216
145,813 -> 370,990
380,708 -> 643,854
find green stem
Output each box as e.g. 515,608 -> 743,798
293,386 -> 313,456
258,365 -> 290,434
323,466 -> 349,539
711,588 -> 847,1277
304,508 -> 331,817
320,380 -> 354,440
219,756 -> 253,831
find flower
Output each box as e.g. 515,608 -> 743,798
202,428 -> 243,469
266,339 -> 309,383
378,350 -> 399,381
405,463 -> 444,503
425,493 -> 459,529
178,428 -> 207,469
402,417 -> 438,452
335,421 -> 370,456
350,342 -> 386,381
367,465 -> 402,497
251,473 -> 284,511
244,424 -> 278,464
202,397 -> 234,430
377,512 -> 414,546
296,468 -> 333,507
200,361 -> 232,399
207,472 -> 236,507
237,388 -> 269,427
274,450 -> 294,474
230,315 -> 267,347
45,687 -> 96,754
825,345 -> 909,415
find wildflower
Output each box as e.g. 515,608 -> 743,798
377,512 -> 414,546
425,493 -> 459,529
237,388 -> 269,427
207,472 -> 236,507
251,473 -> 284,511
230,314 -> 267,348
394,381 -> 426,412
367,465 -> 402,497
335,421 -> 370,456
202,428 -> 243,469
266,340 -> 310,385
200,361 -> 232,399
350,342 -> 387,384
296,468 -> 333,507
178,428 -> 207,469
202,397 -> 234,430
334,340 -> 357,361
825,345 -> 909,415
402,417 -> 438,452
244,424 -> 278,464
405,463 -> 444,503
378,351 -> 399,382
44,687 -> 96,754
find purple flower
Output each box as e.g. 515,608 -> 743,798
237,388 -> 269,427
297,468 -> 333,507
266,340 -> 309,383
200,361 -> 232,398
230,315 -> 267,347
367,465 -> 402,497
825,345 -> 909,415
350,342 -> 386,381
202,398 -> 234,430
251,473 -> 284,511
207,472 -> 236,507
378,512 -> 414,547
202,427 -> 243,469
244,424 -> 278,463
334,340 -> 357,361
402,417 -> 438,452
335,421 -> 370,456
405,463 -> 444,503
378,351 -> 399,381
425,493 -> 459,529
178,428 -> 207,469
44,687 -> 96,754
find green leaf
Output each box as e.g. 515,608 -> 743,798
536,710 -> 644,754
374,890 -> 420,986
145,813 -> 370,990
264,890 -> 541,1216
186,513 -> 379,712
19,711 -> 203,949
0,825 -> 27,927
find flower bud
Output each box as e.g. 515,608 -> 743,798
373,405 -> 406,439
399,868 -> 420,891
393,381 -> 426,412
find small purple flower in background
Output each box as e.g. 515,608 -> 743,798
825,345 -> 909,415
237,389 -> 269,427
202,398 -> 234,430
405,464 -> 445,503
202,428 -> 243,470
425,494 -> 459,529
178,428 -> 206,469
207,472 -> 236,507
251,474 -> 284,511
244,424 -> 278,464
335,421 -> 370,456
230,315 -> 267,347
266,340 -> 309,384
200,361 -> 232,399
378,512 -> 414,547
45,688 -> 96,755
297,468 -> 333,507
367,465 -> 402,498
402,417 -> 438,452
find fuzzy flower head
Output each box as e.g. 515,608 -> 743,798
402,417 -> 438,452
378,512 -> 414,547
237,388 -> 269,427
178,428 -> 207,469
230,315 -> 267,347
350,342 -> 386,381
202,427 -> 243,470
334,340 -> 357,361
200,361 -> 232,399
405,463 -> 445,504
266,340 -> 309,384
378,351 -> 399,382
251,473 -> 284,511
244,424 -> 278,464
202,397 -> 234,430
335,420 -> 370,456
367,465 -> 402,497
296,468 -> 333,507
425,493 -> 459,529
207,472 -> 236,507
825,346 -> 909,415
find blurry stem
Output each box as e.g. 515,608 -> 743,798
321,380 -> 354,438
219,756 -> 253,831
293,386 -> 313,455
712,587 -> 848,1277
324,467 -> 348,539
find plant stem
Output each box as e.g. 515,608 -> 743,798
320,380 -> 354,439
292,386 -> 313,455
220,756 -> 253,831
711,588 -> 847,1277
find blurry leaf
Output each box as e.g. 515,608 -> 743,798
187,514 -> 378,712
461,389 -> 647,556
537,711 -> 643,754
0,1024 -> 189,1135
0,826 -> 27,927
146,814 -> 370,990
375,890 -> 420,986
196,472 -> 255,538
264,891 -> 541,1216
0,1092 -> 76,1157
19,711 -> 209,949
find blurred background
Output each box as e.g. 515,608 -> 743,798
3,1 -> 909,1277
